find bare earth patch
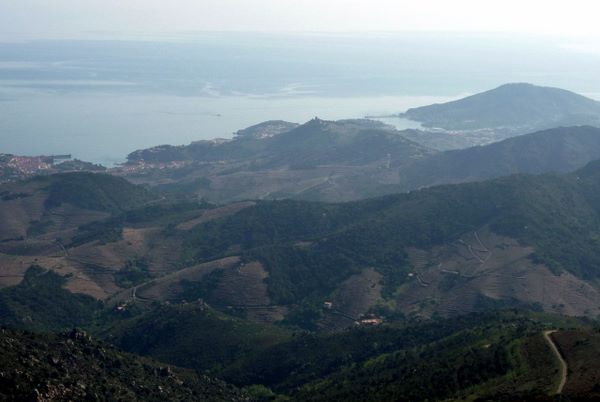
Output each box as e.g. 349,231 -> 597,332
399,228 -> 600,317
176,201 -> 256,230
319,268 -> 383,331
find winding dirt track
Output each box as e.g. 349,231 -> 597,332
543,330 -> 567,394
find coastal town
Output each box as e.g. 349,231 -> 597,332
0,154 -> 105,183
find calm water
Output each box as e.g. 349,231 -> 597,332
0,91 -> 440,165
1,33 -> 600,165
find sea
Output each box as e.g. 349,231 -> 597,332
1,32 -> 600,166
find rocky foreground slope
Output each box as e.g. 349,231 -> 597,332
0,327 -> 247,402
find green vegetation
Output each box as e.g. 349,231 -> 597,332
41,172 -> 153,212
120,201 -> 213,227
550,328 -> 600,398
215,311 -> 587,401
402,83 -> 600,130
26,219 -> 53,237
179,269 -> 225,302
222,312 -> 519,391
69,200 -> 212,247
0,327 -> 247,402
70,218 -> 124,246
294,330 -> 510,401
122,116 -> 600,205
103,303 -> 290,374
177,161 -> 600,318
0,266 -> 102,332
6,150 -> 600,400
398,125 -> 600,192
114,258 -> 152,288
124,119 -> 435,202
54,158 -> 107,172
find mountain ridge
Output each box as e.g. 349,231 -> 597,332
118,123 -> 600,203
395,125 -> 600,191
401,83 -> 600,131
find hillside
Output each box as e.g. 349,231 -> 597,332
118,122 -> 600,204
171,160 -> 600,325
257,118 -> 432,168
125,118 -> 424,167
0,173 -> 159,301
119,118 -> 435,202
102,303 -> 290,374
107,310 -> 589,401
550,329 -> 600,399
0,172 -> 153,244
396,125 -> 600,190
126,120 -> 300,164
259,312 -> 566,401
2,308 -> 591,402
0,265 -> 102,332
401,83 -> 600,132
6,163 -> 600,329
0,327 -> 247,402
4,168 -> 600,399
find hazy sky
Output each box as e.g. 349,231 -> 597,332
2,0 -> 600,40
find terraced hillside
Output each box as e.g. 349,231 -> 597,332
6,161 -> 600,332
0,173 -> 155,297
3,169 -> 600,400
160,161 -> 600,327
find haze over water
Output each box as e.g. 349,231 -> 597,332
1,32 -> 600,165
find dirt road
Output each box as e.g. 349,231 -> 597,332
543,330 -> 567,394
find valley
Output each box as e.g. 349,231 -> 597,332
4,82 -> 600,400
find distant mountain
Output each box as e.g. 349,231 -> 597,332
397,125 -> 600,190
120,123 -> 600,203
121,118 -> 435,202
257,118 -> 432,168
234,120 -> 299,140
126,118 -> 429,168
401,83 -> 600,132
394,129 -> 479,151
126,120 -> 300,164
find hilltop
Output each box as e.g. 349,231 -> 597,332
401,83 -> 600,132
125,118 -> 431,168
119,118 -> 434,202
